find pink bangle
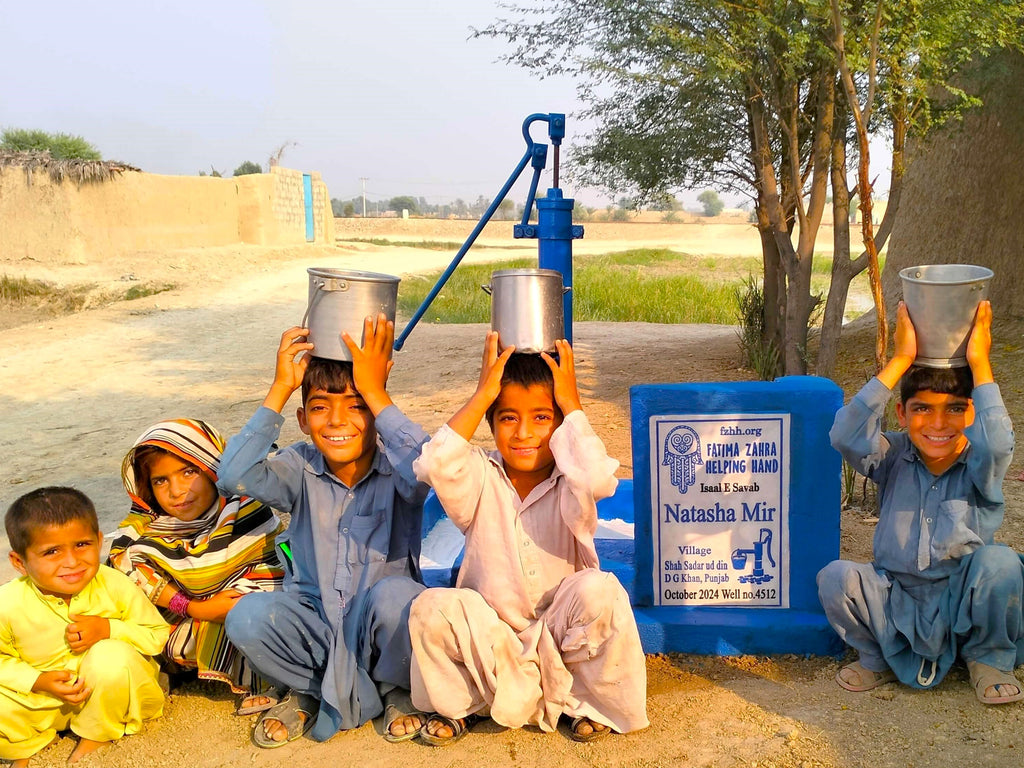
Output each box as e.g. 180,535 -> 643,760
168,591 -> 192,617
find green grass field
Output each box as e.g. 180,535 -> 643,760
397,248 -> 882,325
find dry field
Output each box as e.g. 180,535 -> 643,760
1,215 -> 1022,768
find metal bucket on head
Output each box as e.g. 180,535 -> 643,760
304,268 -> 400,361
899,264 -> 993,368
482,268 -> 570,353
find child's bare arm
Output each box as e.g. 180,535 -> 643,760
967,300 -> 994,386
876,301 -> 916,390
541,339 -> 583,416
343,312 -> 396,416
448,331 -> 515,441
263,326 -> 315,413
32,669 -> 90,704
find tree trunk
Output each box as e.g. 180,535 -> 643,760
817,98 -> 867,378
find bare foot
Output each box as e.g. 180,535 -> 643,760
387,712 -> 423,738
237,693 -> 278,714
572,717 -> 609,739
835,661 -> 896,692
263,711 -> 307,743
68,737 -> 106,763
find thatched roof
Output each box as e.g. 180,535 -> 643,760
0,150 -> 140,185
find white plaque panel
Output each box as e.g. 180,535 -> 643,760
650,413 -> 790,607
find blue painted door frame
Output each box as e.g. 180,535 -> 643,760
302,173 -> 314,242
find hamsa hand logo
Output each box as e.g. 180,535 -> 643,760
663,425 -> 703,493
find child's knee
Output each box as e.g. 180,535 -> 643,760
78,639 -> 144,687
817,560 -> 865,602
224,591 -> 278,643
968,545 -> 1023,582
574,569 -> 626,616
409,588 -> 463,635
366,576 -> 425,626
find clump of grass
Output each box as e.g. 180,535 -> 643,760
1,274 -> 177,323
1,275 -> 93,312
123,283 -> 175,301
734,274 -> 781,380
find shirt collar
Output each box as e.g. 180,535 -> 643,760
485,449 -> 563,493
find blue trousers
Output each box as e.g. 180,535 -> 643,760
225,575 -> 424,740
818,544 -> 1024,688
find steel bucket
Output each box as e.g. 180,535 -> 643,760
899,264 -> 993,368
482,268 -> 570,353
304,268 -> 400,361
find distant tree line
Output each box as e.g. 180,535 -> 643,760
329,193 -> 697,221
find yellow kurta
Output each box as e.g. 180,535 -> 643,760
0,564 -> 170,760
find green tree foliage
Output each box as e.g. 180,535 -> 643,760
233,160 -> 262,176
388,195 -> 418,214
479,0 -> 1024,376
697,189 -> 724,217
1,128 -> 101,160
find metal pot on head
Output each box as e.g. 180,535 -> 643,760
899,264 -> 993,368
482,268 -> 570,353
304,268 -> 400,361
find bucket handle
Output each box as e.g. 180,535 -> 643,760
300,281 -> 329,330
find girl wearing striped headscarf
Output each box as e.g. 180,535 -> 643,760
108,419 -> 285,714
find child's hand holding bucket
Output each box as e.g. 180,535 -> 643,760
541,339 -> 583,417
892,302 -> 918,365
343,313 -> 396,415
966,300 -> 994,385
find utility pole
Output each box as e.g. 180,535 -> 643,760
359,177 -> 368,218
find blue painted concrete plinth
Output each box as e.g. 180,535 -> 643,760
630,376 -> 845,657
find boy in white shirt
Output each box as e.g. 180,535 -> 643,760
409,334 -> 649,744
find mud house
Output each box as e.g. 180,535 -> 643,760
0,153 -> 334,264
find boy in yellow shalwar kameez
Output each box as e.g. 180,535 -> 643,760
1,487 -> 169,766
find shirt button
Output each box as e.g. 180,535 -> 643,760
342,527 -> 349,533
926,518 -> 932,523
523,540 -> 530,547
529,570 -> 536,576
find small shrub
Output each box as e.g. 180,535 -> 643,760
734,274 -> 781,380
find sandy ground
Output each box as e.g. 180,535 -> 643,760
2,219 -> 1024,767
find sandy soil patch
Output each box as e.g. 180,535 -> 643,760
1,220 -> 1023,768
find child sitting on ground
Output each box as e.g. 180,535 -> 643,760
220,314 -> 430,747
1,487 -> 169,766
108,419 -> 284,714
819,300 -> 1024,703
408,334 -> 649,745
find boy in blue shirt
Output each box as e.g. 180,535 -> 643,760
220,314 -> 429,745
819,300 -> 1023,704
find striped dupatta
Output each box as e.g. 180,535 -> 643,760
108,419 -> 284,693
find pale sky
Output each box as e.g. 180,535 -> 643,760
0,0 -> 618,207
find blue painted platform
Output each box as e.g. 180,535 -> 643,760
420,476 -> 840,656
419,479 -> 638,593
